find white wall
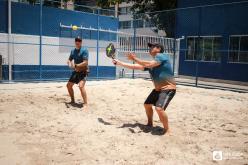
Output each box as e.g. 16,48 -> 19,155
0,33 -> 116,67
0,33 -> 8,65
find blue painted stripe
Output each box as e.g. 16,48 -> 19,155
2,65 -> 116,80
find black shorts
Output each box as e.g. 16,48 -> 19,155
69,71 -> 87,84
144,89 -> 176,110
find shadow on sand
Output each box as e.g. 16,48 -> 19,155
118,122 -> 165,136
97,118 -> 164,136
64,102 -> 83,109
98,118 -> 112,125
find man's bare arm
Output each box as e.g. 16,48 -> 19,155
142,60 -> 161,68
113,59 -> 144,70
127,53 -> 160,68
75,60 -> 88,68
127,53 -> 150,66
132,56 -> 161,68
133,57 -> 152,66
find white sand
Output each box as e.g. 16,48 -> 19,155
0,79 -> 247,165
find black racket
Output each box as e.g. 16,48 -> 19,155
106,43 -> 116,59
106,43 -> 117,65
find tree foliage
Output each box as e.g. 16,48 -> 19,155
26,0 -> 37,5
97,0 -> 177,37
96,0 -> 124,8
129,0 -> 176,37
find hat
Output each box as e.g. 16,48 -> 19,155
148,43 -> 164,53
75,36 -> 82,42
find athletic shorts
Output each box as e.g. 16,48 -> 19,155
144,89 -> 176,110
69,71 -> 87,84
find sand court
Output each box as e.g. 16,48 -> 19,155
0,79 -> 247,164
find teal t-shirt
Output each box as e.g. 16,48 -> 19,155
144,53 -> 175,89
69,47 -> 89,64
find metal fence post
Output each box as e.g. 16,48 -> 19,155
39,0 -> 43,80
8,0 -> 12,81
172,9 -> 177,76
195,7 -> 202,87
172,38 -> 176,75
96,9 -> 100,79
132,18 -> 136,79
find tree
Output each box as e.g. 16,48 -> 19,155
96,0 -> 123,8
26,0 -> 70,8
43,0 -> 62,8
130,0 -> 177,37
96,0 -> 125,17
26,0 -> 37,5
96,0 -> 177,37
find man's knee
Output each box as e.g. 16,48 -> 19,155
155,107 -> 164,113
78,84 -> 85,90
78,81 -> 86,89
79,86 -> 85,90
144,104 -> 152,109
67,82 -> 73,89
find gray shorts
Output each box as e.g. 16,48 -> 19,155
144,89 -> 176,110
69,71 -> 87,84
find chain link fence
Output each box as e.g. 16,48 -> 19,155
0,0 -> 118,81
117,1 -> 248,91
0,0 -> 247,91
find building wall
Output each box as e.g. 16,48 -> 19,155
176,0 -> 248,82
0,1 -> 118,80
0,1 -> 8,33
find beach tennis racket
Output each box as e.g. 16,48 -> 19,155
106,43 -> 117,65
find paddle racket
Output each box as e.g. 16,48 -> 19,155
106,43 -> 117,65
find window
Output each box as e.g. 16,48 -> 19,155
133,19 -> 144,28
186,36 -> 222,62
126,7 -> 131,14
229,36 -> 248,63
119,7 -> 127,14
119,21 -> 132,29
186,37 -> 196,60
186,37 -> 203,61
202,37 -> 212,61
119,7 -> 131,15
213,37 -> 222,61
144,20 -> 155,28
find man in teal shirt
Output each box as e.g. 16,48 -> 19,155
67,37 -> 89,110
113,43 -> 176,135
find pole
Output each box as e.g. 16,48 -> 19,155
8,0 -> 12,81
172,38 -> 176,75
116,22 -> 119,78
114,2 -> 119,18
39,0 -> 43,80
132,19 -> 136,79
96,9 -> 100,79
195,7 -> 202,87
172,10 -> 177,76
